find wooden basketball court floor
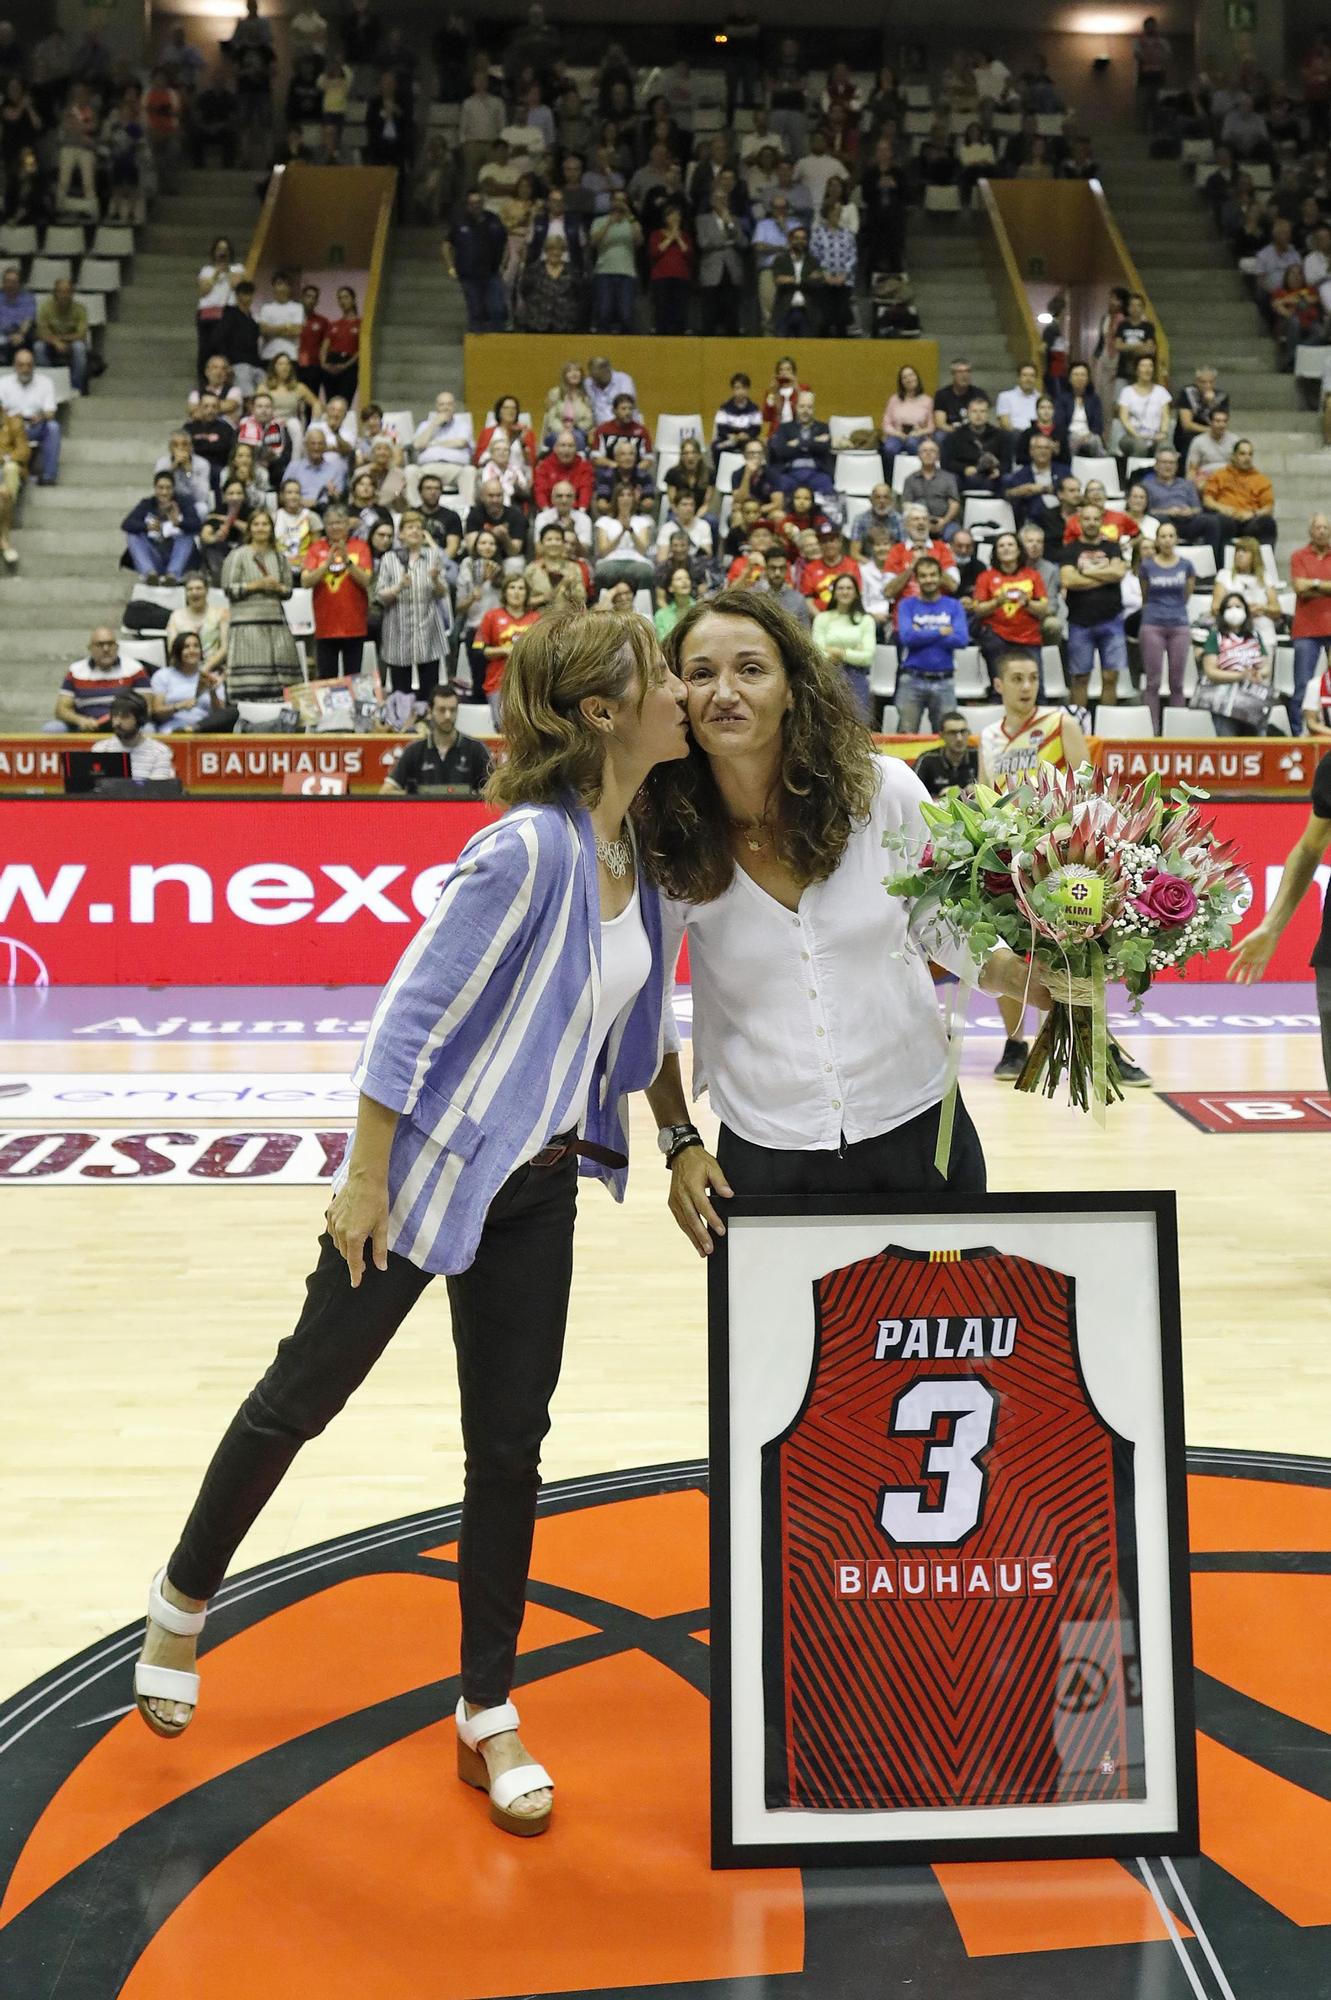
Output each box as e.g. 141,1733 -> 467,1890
1,995 -> 1328,2000
2,1007 -> 1324,1705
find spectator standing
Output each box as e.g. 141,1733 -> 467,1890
588,189 -> 642,335
54,628 -> 153,732
122,472 -> 200,582
196,236 -> 246,372
475,572 -> 540,725
895,556 -> 971,733
1060,500 -> 1128,707
1138,520 -> 1197,730
1289,512 -> 1331,732
1112,354 -> 1172,456
1202,439 -> 1277,546
34,279 -> 89,394
516,235 -> 583,333
374,510 -> 453,700
770,224 -> 821,338
971,530 -> 1049,682
382,685 -> 493,794
648,202 -> 695,335
809,197 -> 856,338
302,501 -> 372,676
444,190 -> 509,333
859,135 -> 906,278
1112,291 -> 1157,381
220,509 -> 301,700
459,66 -> 505,188
594,485 -> 656,591
1054,361 -> 1106,456
295,284 -> 331,399
320,285 -> 361,405
810,573 -> 875,716
256,270 -> 303,370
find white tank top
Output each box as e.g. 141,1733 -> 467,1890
558,886 -> 651,1137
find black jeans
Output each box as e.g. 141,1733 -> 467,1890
716,1095 -> 987,1199
1318,966 -> 1331,1092
169,1150 -> 578,1707
315,636 -> 366,678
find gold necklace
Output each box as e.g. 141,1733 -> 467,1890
730,813 -> 776,854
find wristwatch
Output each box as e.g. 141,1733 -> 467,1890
657,1122 -> 702,1165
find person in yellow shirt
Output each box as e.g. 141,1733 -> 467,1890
1201,438 -> 1277,547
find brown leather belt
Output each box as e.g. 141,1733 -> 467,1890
528,1132 -> 628,1170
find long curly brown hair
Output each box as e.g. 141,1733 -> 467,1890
636,590 -> 877,902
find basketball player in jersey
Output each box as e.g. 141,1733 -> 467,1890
979,652 -> 1149,1087
762,1243 -> 1143,1811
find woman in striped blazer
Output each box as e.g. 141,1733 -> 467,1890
134,601 -> 690,1840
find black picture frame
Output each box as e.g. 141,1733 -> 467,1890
708,1191 -> 1197,1870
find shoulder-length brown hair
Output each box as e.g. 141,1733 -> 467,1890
636,589 -> 877,903
488,596 -> 661,809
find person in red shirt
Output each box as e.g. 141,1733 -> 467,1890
1290,511 -> 1331,732
648,202 -> 695,334
777,481 -> 833,546
475,573 -> 541,727
971,528 -> 1050,683
799,524 -> 862,611
296,283 -> 329,401
1061,479 -> 1136,543
883,504 -> 960,628
320,284 -> 361,406
533,429 -> 595,511
761,355 -> 811,432
301,501 -> 372,676
726,522 -> 778,586
589,392 -> 654,474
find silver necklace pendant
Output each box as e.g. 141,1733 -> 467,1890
596,836 -> 632,879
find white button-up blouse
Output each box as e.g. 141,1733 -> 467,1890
664,757 -> 973,1152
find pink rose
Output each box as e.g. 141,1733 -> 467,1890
920,842 -> 934,869
1133,871 -> 1197,927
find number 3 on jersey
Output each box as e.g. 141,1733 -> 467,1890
877,1378 -> 997,1545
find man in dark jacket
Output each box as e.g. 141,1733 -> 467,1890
768,387 -> 836,508
443,190 -> 508,332
525,189 -> 587,273
941,394 -> 1010,495
769,225 -> 823,337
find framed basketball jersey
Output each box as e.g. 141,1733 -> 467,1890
709,1196 -> 1196,1869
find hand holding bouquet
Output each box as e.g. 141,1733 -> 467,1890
885,762 -> 1249,1112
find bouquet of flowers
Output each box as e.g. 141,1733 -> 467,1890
885,762 -> 1249,1112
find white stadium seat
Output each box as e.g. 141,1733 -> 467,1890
1162,707 -> 1217,738
1093,704 -> 1154,737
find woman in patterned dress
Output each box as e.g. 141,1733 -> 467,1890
220,507 -> 302,701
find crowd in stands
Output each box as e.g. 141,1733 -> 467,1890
7,6 -> 1331,765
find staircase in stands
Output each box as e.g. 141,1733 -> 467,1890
906,209 -> 1016,413
0,169 -> 257,733
1092,127 -> 1324,548
371,224 -> 466,423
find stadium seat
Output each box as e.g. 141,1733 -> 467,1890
381,408 -> 414,446
1125,456 -> 1155,485
1093,704 -> 1154,737
1274,644 -> 1295,694
91,223 -> 135,259
963,497 -> 1016,537
878,702 -> 900,732
457,703 -> 494,736
284,588 -> 315,637
76,293 -> 108,327
1075,455 -> 1123,498
121,636 -> 167,670
76,258 -> 120,294
0,224 -> 37,260
28,255 -> 72,290
1267,705 -> 1292,734
450,466 -> 477,509
924,185 -> 963,214
1181,138 -> 1215,163
42,224 -> 86,257
656,413 -> 704,451
962,702 -> 1003,734
870,644 -> 897,698
43,366 -> 73,405
1162,707 -> 1216,738
830,415 -> 874,447
1184,544 -> 1217,580
953,647 -> 989,699
1294,346 -> 1331,386
890,453 -> 921,496
834,451 -> 881,495
715,449 -> 744,492
1041,645 -> 1069,697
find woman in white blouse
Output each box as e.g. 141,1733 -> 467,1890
1211,535 -> 1281,652
196,234 -> 246,372
595,484 -> 656,590
638,590 -> 1047,1249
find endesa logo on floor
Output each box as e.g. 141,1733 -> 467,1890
0,801 -> 496,984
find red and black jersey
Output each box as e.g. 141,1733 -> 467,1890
761,1245 -> 1141,1812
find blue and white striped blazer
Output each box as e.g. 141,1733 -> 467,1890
345,797 -> 676,1276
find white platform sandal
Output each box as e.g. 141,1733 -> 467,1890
133,1567 -> 206,1738
455,1696 -> 554,1837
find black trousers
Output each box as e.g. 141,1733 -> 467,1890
168,1151 -> 578,1707
716,1096 -> 987,1199
315,636 -> 366,678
